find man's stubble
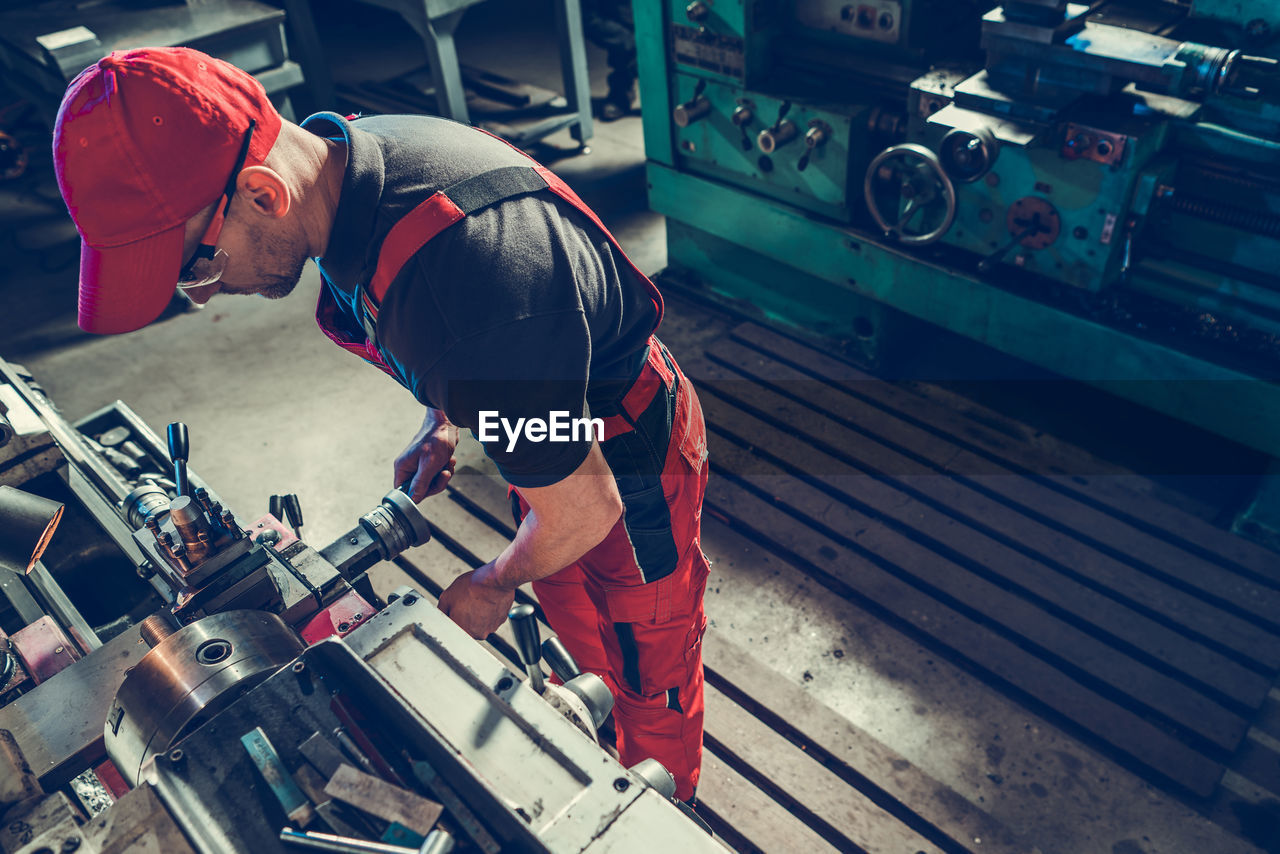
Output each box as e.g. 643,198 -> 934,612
219,224 -> 307,300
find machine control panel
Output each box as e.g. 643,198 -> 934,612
669,72 -> 870,222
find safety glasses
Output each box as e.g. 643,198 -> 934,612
177,120 -> 256,290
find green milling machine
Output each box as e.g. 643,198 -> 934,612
634,0 -> 1280,541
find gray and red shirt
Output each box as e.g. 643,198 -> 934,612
303,112 -> 658,487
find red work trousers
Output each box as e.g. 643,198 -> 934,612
511,336 -> 710,800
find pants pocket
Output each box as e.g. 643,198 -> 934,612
612,610 -> 705,698
615,481 -> 679,586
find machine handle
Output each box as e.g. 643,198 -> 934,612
167,422 -> 189,496
167,422 -> 188,461
978,223 -> 1038,273
772,99 -> 790,130
863,143 -> 957,246
508,604 -> 545,694
541,637 -> 582,683
283,494 -> 304,536
269,494 -> 285,519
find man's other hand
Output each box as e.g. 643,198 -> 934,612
394,408 -> 460,502
436,566 -> 515,638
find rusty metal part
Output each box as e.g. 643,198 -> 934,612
168,495 -> 213,564
137,613 -> 176,649
10,616 -> 80,684
104,610 -> 303,785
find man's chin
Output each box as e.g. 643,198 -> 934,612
182,282 -> 221,305
258,276 -> 301,300
215,277 -> 299,300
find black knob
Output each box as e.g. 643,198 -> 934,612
269,494 -> 284,519
167,422 -> 189,462
282,494 -> 304,536
167,422 -> 189,496
508,604 -> 544,693
541,637 -> 582,683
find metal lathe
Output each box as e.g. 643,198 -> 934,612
639,0 -> 1280,538
0,356 -> 720,854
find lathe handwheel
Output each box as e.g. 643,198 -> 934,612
863,143 -> 958,246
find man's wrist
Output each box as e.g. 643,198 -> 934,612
473,561 -> 515,593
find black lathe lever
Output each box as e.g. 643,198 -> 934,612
167,422 -> 189,496
541,637 -> 581,683
282,494 -> 303,538
508,603 -> 545,694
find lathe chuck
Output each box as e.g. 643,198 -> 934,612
104,610 -> 304,785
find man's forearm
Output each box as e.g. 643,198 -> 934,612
473,442 -> 623,592
478,504 -> 617,590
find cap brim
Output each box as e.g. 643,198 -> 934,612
77,222 -> 185,334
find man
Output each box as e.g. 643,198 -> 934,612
53,47 -> 710,801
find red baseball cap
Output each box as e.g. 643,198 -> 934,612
53,47 -> 282,334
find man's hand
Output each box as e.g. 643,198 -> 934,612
394,408 -> 460,502
436,564 -> 515,638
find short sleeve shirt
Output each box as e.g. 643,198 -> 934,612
303,113 -> 658,487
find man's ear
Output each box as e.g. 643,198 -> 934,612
236,166 -> 290,218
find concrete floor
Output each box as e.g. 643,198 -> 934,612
0,3 -> 1269,852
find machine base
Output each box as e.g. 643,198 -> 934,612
663,220 -> 927,373
1234,464 -> 1280,552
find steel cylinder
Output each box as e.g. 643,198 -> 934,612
123,483 -> 170,530
757,120 -> 798,154
672,96 -> 711,128
138,613 -> 177,648
105,610 -> 303,784
359,488 -> 431,559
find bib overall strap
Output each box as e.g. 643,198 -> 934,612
358,166 -> 552,336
